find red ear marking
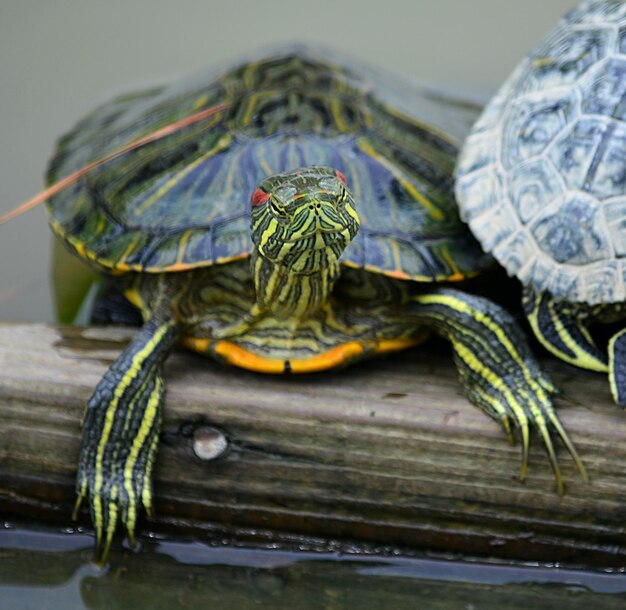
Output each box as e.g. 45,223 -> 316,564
335,170 -> 348,186
251,188 -> 270,206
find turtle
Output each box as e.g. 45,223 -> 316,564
455,0 -> 626,407
39,46 -> 584,564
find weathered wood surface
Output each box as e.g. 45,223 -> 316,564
0,322 -> 625,566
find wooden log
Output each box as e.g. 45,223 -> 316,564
0,322 -> 625,566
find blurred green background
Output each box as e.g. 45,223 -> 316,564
0,0 -> 577,321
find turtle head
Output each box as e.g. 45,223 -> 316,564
250,166 -> 359,273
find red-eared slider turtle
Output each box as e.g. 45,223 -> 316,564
456,0 -> 626,406
38,47 -> 584,563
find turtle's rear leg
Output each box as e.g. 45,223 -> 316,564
74,311 -> 180,565
411,288 -> 587,493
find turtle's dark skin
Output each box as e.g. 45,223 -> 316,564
43,48 -> 584,563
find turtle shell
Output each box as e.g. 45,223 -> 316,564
47,46 -> 490,282
456,0 -> 626,305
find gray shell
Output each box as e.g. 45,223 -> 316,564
456,0 -> 626,305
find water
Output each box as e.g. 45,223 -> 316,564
1,523 -> 625,610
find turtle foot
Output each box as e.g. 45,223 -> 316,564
74,449 -> 155,566
467,368 -> 588,495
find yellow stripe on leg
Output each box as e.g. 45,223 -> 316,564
93,321 -> 175,507
526,293 -> 608,373
417,293 -> 531,374
99,487 -> 119,567
142,430 -> 161,519
123,375 -> 163,544
452,341 -> 530,479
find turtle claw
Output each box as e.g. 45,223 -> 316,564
95,491 -> 120,567
469,372 -> 583,494
73,469 -> 147,566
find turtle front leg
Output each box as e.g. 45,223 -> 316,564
411,288 -> 586,493
74,312 -> 180,565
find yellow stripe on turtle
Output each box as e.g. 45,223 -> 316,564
525,292 -> 609,373
357,137 -> 445,221
91,321 -> 175,542
133,133 -> 233,216
123,374 -> 163,544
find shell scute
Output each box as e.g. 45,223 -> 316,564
581,261 -> 621,302
603,198 -> 626,256
492,230 -> 536,276
618,24 -> 626,53
548,117 -> 609,191
456,168 -> 503,222
581,57 -> 626,118
502,91 -> 578,170
530,194 -> 612,265
509,159 -> 563,224
585,122 -> 626,199
522,26 -> 613,93
455,130 -> 498,176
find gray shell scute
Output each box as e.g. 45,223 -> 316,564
530,194 -> 612,265
522,26 -> 612,93
519,256 -> 581,300
547,266 -> 580,298
585,122 -> 626,199
619,24 -> 626,53
472,202 -> 517,252
604,199 -> 626,256
548,117 -> 609,191
492,230 -> 535,275
582,57 -> 626,118
456,168 -> 503,222
502,91 -> 578,170
583,260 -> 620,302
519,257 -> 555,293
510,159 -> 563,224
455,131 -> 498,176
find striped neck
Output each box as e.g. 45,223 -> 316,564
252,250 -> 340,320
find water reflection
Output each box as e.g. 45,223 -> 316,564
1,524 -> 625,610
